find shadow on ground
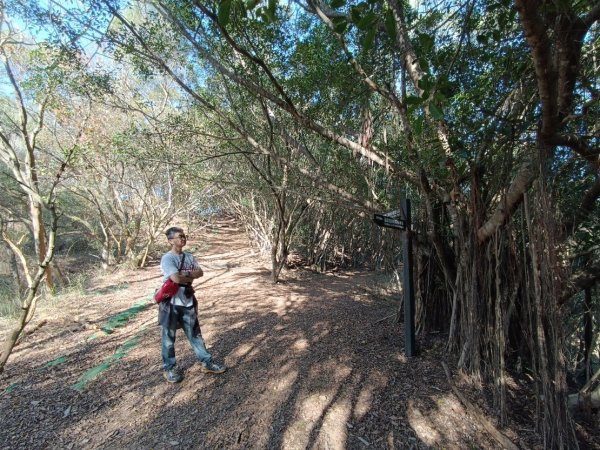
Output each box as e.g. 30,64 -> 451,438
0,226 -> 504,450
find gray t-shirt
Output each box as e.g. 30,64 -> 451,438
160,251 -> 200,307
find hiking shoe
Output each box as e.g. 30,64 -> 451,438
164,366 -> 183,383
201,361 -> 226,374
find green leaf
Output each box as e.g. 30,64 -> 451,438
357,11 -> 377,30
418,75 -> 433,91
413,115 -> 424,134
350,5 -> 364,23
418,32 -> 434,53
404,95 -> 423,106
362,27 -> 376,52
332,17 -> 348,33
384,10 -> 397,41
476,34 -> 489,44
245,0 -> 260,9
263,5 -> 276,23
429,102 -> 444,120
331,0 -> 347,7
218,0 -> 232,26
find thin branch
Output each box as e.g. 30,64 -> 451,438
192,1 -> 299,115
562,175 -> 600,233
150,0 -> 398,173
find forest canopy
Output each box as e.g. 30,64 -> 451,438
0,1 -> 598,447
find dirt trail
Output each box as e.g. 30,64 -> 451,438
1,220 -> 525,449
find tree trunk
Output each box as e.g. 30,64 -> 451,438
0,206 -> 58,374
582,287 -> 593,382
270,219 -> 287,283
568,386 -> 600,410
568,367 -> 600,410
0,290 -> 40,373
29,197 -> 54,293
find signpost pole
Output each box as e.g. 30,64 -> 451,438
401,198 -> 416,357
372,199 -> 416,357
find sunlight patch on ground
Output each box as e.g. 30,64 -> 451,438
272,293 -> 307,317
228,320 -> 248,330
425,394 -> 468,443
395,353 -> 408,363
284,392 -> 331,449
212,276 -> 259,287
308,361 -> 352,385
292,338 -> 309,351
229,342 -> 259,365
257,368 -> 299,417
227,320 -> 248,330
310,321 -> 331,342
202,250 -> 250,260
274,295 -> 288,316
407,399 -> 442,446
354,384 -> 374,420
353,372 -> 388,421
283,364 -> 353,449
317,397 -> 352,450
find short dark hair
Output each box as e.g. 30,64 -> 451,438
165,227 -> 184,240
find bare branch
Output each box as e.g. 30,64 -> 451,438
548,134 -> 599,169
0,225 -> 33,287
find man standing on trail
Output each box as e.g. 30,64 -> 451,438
158,226 -> 226,383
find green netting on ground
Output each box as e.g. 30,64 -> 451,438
92,282 -> 130,296
41,356 -> 67,369
101,300 -> 149,334
1,382 -> 18,397
72,329 -> 147,392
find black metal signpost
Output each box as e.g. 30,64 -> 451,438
373,198 -> 416,357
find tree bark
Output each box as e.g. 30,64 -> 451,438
29,197 -> 54,293
0,206 -> 58,374
568,367 -> 600,410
